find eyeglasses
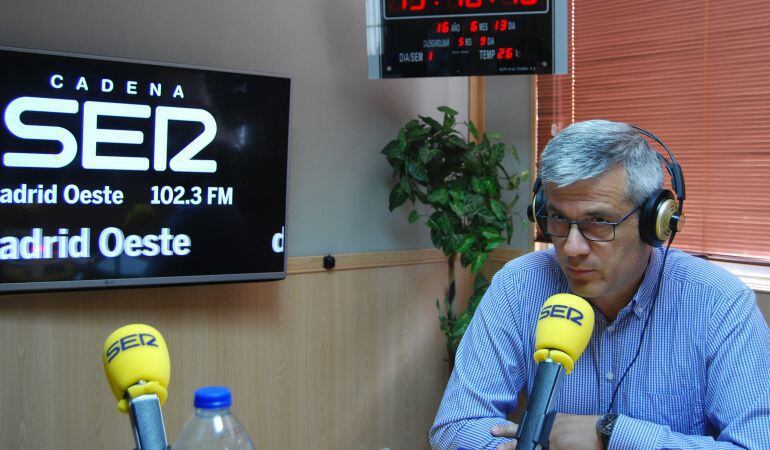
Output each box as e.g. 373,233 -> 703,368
536,205 -> 641,242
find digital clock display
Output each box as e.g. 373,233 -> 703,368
385,0 -> 548,18
367,0 -> 566,78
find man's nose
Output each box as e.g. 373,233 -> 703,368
563,223 -> 591,256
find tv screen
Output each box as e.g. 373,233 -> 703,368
0,47 -> 290,293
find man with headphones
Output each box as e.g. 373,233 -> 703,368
429,120 -> 770,449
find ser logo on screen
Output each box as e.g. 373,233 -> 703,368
1,74 -> 219,173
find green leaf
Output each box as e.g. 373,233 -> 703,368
473,273 -> 490,293
408,210 -> 420,223
411,127 -> 431,140
430,228 -> 442,248
470,252 -> 489,273
480,227 -> 501,240
485,237 -> 505,252
443,111 -> 456,130
381,139 -> 400,157
464,195 -> 485,219
448,136 -> 470,150
404,119 -> 421,131
467,120 -> 479,141
407,162 -> 428,183
452,312 -> 472,339
483,177 -> 500,196
388,185 -> 409,211
432,213 -> 453,234
397,128 -> 407,151
490,142 -> 505,164
490,199 -> 506,220
510,144 -> 520,162
471,177 -> 485,194
443,235 -> 459,255
420,115 -> 442,131
449,199 -> 467,218
427,188 -> 450,205
419,145 -> 440,164
437,105 -> 458,116
478,210 -> 499,225
449,190 -> 465,203
456,235 -> 476,254
460,251 -> 474,268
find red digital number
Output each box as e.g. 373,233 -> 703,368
497,47 -> 514,59
401,0 -> 426,11
458,37 -> 465,47
470,20 -> 478,32
436,21 -> 450,33
494,19 -> 508,31
457,0 -> 482,7
480,36 -> 487,46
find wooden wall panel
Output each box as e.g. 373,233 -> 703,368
0,255 -> 451,450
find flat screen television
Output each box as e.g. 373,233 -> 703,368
0,47 -> 290,293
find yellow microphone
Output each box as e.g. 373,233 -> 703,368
103,324 -> 171,450
515,294 -> 595,450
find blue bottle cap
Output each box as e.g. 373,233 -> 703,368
194,386 -> 232,409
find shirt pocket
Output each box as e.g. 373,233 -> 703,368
625,388 -> 705,435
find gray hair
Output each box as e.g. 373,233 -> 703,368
539,120 -> 664,206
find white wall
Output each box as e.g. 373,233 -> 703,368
0,0 -> 470,256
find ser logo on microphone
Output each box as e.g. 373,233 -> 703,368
105,332 -> 159,364
539,304 -> 585,326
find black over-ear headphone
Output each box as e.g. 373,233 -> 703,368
526,126 -> 686,247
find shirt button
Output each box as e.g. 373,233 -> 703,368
606,372 -> 615,381
606,324 -> 615,333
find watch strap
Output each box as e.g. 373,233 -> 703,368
596,413 -> 618,449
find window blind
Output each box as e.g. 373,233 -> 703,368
535,0 -> 770,264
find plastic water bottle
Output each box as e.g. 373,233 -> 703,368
173,386 -> 256,450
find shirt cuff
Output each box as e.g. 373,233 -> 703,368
608,414 -> 665,450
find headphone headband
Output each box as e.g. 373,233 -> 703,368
630,125 -> 686,207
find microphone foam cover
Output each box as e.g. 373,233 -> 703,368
103,324 -> 170,412
534,294 -> 594,374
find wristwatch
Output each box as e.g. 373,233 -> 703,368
596,413 -> 618,449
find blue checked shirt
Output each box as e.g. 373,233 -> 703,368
430,248 -> 770,449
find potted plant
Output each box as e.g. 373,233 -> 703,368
382,106 -> 528,370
